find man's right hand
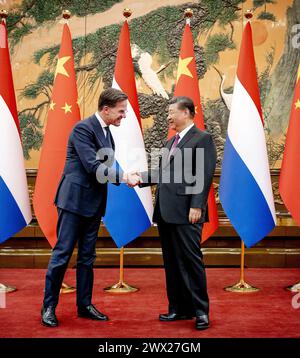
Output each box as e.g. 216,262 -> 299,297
123,172 -> 141,187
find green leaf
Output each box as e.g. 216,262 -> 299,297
204,33 -> 235,66
257,11 -> 276,21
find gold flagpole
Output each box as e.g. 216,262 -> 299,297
224,240 -> 259,292
104,247 -> 138,293
224,9 -> 260,294
60,10 -> 76,295
103,8 -> 139,294
58,10 -> 77,295
0,10 -> 17,294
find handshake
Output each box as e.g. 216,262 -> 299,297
122,172 -> 142,188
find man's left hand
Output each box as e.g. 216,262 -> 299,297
189,208 -> 202,224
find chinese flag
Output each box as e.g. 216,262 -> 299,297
33,24 -> 80,247
170,23 -> 219,242
279,64 -> 300,226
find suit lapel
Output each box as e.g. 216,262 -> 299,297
168,125 -> 197,164
177,125 -> 197,149
165,136 -> 175,151
90,114 -> 108,148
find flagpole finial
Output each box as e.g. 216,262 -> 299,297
244,10 -> 253,20
184,8 -> 193,18
62,10 -> 71,20
184,8 -> 193,25
0,9 -> 8,20
123,8 -> 132,19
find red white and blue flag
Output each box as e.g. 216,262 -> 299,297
219,22 -> 276,247
0,20 -> 32,243
103,20 -> 153,247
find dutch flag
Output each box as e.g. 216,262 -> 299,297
0,20 -> 32,243
103,21 -> 153,248
219,22 -> 276,248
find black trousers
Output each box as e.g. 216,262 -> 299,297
157,216 -> 209,317
43,208 -> 101,308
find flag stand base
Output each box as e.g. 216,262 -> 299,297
285,282 -> 300,292
60,282 -> 76,294
224,241 -> 260,293
103,247 -> 139,294
104,281 -> 139,294
0,283 -> 16,293
224,279 -> 259,293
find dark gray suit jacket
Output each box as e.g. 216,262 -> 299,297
54,114 -> 122,218
140,125 -> 216,224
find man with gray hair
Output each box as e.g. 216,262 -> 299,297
136,96 -> 216,330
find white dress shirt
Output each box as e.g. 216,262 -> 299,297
177,123 -> 194,143
95,112 -> 108,137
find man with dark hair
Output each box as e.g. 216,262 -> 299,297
41,88 -> 139,327
169,96 -> 195,117
137,96 -> 216,330
98,87 -> 128,110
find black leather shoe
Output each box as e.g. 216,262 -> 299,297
159,312 -> 193,321
195,315 -> 209,330
77,304 -> 109,321
41,306 -> 58,327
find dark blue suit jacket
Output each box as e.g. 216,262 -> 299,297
54,114 -> 122,217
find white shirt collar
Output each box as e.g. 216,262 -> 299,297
95,112 -> 108,136
177,123 -> 194,142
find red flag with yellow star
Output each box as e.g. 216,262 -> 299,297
170,22 -> 218,242
33,24 -> 80,247
279,64 -> 300,226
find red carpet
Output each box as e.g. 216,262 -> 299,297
0,268 -> 300,338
